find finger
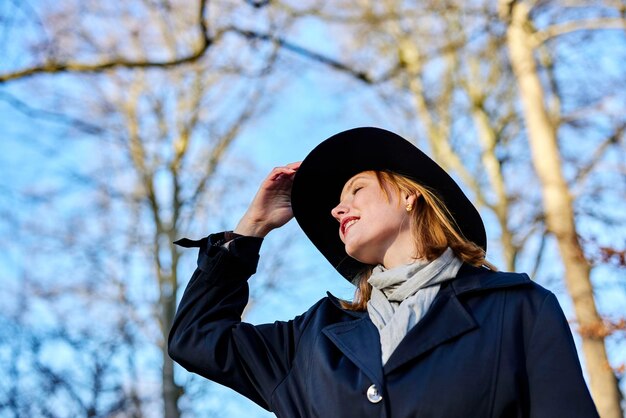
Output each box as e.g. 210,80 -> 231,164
269,166 -> 298,181
269,165 -> 295,175
272,173 -> 298,184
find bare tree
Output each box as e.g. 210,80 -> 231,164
0,1 -> 293,417
253,0 -> 626,413
2,0 -> 624,416
500,1 -> 624,416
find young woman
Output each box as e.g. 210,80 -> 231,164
169,127 -> 599,417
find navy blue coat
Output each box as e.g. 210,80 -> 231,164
168,234 -> 599,417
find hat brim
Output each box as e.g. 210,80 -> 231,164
291,127 -> 486,283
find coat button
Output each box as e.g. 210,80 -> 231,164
366,384 -> 383,403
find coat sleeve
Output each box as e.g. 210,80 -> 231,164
168,234 -> 314,411
525,291 -> 600,418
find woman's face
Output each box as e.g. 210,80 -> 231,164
331,171 -> 417,268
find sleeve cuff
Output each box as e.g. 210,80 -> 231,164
228,235 -> 263,260
174,231 -> 263,273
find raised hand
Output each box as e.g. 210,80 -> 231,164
233,162 -> 302,238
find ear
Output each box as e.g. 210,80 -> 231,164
403,191 -> 419,208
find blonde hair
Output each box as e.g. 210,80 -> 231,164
340,170 -> 496,311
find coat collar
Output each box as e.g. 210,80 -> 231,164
325,264 -> 530,313
323,264 -> 531,376
449,263 -> 531,295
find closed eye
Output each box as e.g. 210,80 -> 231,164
352,186 -> 363,195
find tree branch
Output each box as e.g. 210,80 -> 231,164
529,223 -> 547,280
572,122 -> 625,195
229,27 -> 375,84
0,91 -> 105,134
533,17 -> 626,46
229,24 -> 482,86
0,0 -> 211,84
244,0 -> 271,8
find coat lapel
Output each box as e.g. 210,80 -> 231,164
322,316 -> 384,386
321,267 -> 530,379
382,281 -> 477,374
381,266 -> 531,374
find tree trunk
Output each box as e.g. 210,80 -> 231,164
162,342 -> 181,418
503,2 -> 622,417
161,239 -> 182,418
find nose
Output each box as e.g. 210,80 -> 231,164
331,202 -> 348,221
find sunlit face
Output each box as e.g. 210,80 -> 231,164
330,171 -> 417,268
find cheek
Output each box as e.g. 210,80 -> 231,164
343,210 -> 404,257
375,203 -> 406,225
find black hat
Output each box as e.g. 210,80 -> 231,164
291,127 -> 486,283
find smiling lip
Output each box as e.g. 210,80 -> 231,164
340,216 -> 359,237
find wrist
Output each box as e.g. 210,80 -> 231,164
233,217 -> 271,238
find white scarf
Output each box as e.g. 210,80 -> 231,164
367,247 -> 462,364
